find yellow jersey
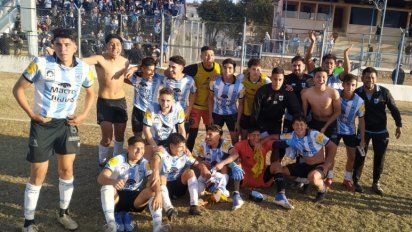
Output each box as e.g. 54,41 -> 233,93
241,73 -> 271,116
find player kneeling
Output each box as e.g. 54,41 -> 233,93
98,136 -> 169,232
264,115 -> 337,208
194,125 -> 245,210
151,133 -> 202,221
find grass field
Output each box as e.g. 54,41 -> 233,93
0,72 -> 411,232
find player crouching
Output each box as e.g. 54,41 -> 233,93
97,136 -> 169,232
264,115 -> 337,208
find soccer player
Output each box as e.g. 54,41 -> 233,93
184,46 -> 221,151
143,87 -> 186,150
353,67 -> 402,194
126,57 -> 164,138
251,67 -> 301,136
209,58 -> 245,144
336,74 -> 366,191
82,34 -> 129,166
265,115 -> 337,208
301,68 -> 341,187
13,28 -> 95,232
151,133 -> 202,220
98,136 -> 169,232
194,125 -> 245,210
238,58 -> 271,139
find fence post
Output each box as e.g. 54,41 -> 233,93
182,19 -> 186,59
196,21 -> 201,64
77,5 -> 82,58
21,0 -> 38,56
190,20 -> 193,64
320,26 -> 327,67
160,11 -> 165,67
394,29 -> 406,85
359,34 -> 365,76
240,17 -> 246,73
376,0 -> 388,67
201,22 -> 205,48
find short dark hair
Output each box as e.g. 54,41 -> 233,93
168,133 -> 186,146
313,67 -> 328,76
342,73 -> 358,83
247,58 -> 261,68
322,53 -> 337,63
169,55 -> 186,66
127,136 -> 145,146
52,28 -> 75,43
337,59 -> 343,64
247,126 -> 261,134
141,57 -> 156,67
201,46 -> 213,52
271,67 -> 284,75
159,87 -> 174,96
292,114 -> 307,124
105,34 -> 123,44
207,124 -> 223,136
222,58 -> 236,70
362,67 -> 378,77
291,56 -> 305,63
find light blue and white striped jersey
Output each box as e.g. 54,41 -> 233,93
143,102 -> 185,142
22,55 -> 94,119
337,91 -> 365,135
210,76 -> 245,115
130,72 -> 164,111
194,139 -> 233,168
327,73 -> 342,90
280,130 -> 329,159
158,148 -> 196,181
105,154 -> 152,191
162,75 -> 196,110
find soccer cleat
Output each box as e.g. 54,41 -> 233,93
165,208 -> 178,221
354,182 -> 364,193
122,212 -> 135,232
324,178 -> 333,188
314,191 -> 326,202
22,224 -> 39,232
153,224 -> 171,232
273,193 -> 294,209
57,213 -> 78,230
249,190 -> 265,202
103,222 -> 117,232
342,179 -> 355,192
232,192 -> 244,210
189,205 -> 202,215
115,212 -> 125,232
372,182 -> 384,195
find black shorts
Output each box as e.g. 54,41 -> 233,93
309,118 -> 338,144
131,107 -> 145,133
337,134 -> 359,148
239,114 -> 252,130
27,119 -> 80,163
115,190 -> 146,212
287,162 -> 325,178
212,113 -> 237,132
97,97 -> 128,124
166,179 -> 187,199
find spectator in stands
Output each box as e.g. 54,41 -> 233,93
264,32 -> 270,52
0,33 -> 11,55
392,65 -> 405,85
404,42 -> 412,66
129,43 -> 144,65
365,44 -> 373,66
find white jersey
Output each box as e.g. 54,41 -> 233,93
104,154 -> 152,191
337,91 -> 365,135
130,72 -> 164,111
327,73 -> 342,90
280,130 -> 329,159
210,76 -> 245,115
22,55 -> 95,119
143,102 -> 185,142
158,148 -> 196,181
194,139 -> 233,168
162,75 -> 196,110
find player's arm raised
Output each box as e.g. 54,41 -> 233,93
82,55 -> 104,66
339,45 -> 352,81
304,31 -> 316,73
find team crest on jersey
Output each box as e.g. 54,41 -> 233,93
75,73 -> 82,80
153,116 -> 161,124
301,83 -> 306,88
291,83 -> 296,87
374,98 -> 379,104
44,69 -> 55,81
279,95 -> 284,101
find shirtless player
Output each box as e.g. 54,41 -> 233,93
83,34 -> 129,166
301,68 -> 341,187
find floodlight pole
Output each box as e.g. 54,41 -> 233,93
394,29 -> 406,85
376,0 -> 387,67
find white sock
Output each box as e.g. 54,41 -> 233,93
160,185 -> 173,211
187,176 -> 199,206
197,176 -> 207,193
217,174 -> 229,191
327,170 -> 334,179
99,144 -> 110,164
101,185 -> 115,224
113,140 -> 124,156
24,183 -> 41,220
59,178 -> 74,210
148,197 -> 162,228
344,171 -> 353,181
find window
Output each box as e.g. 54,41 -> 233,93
300,3 -> 316,20
283,1 -> 298,19
317,4 -> 332,21
350,7 -> 378,26
383,10 -> 407,28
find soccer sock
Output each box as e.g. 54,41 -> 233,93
233,180 -> 240,193
217,174 -> 229,191
148,197 -> 163,227
274,173 -> 285,194
326,170 -> 334,179
295,177 -> 309,184
197,176 -> 207,193
113,139 -> 124,156
98,144 -> 110,164
59,178 -> 74,216
24,183 -> 41,221
160,185 -> 173,211
101,185 -> 115,224
187,176 -> 199,206
344,171 -> 353,181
